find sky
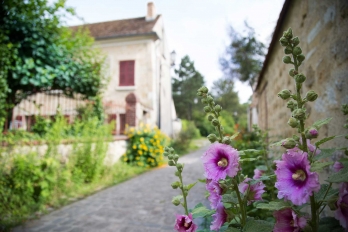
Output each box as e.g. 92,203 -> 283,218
64,0 -> 285,103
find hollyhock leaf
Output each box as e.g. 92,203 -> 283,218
314,184 -> 339,202
311,161 -> 334,172
224,227 -> 240,232
239,149 -> 265,156
327,167 -> 348,183
198,178 -> 206,183
186,182 -> 197,191
270,140 -> 284,147
249,175 -> 271,185
312,117 -> 332,130
240,157 -> 258,162
256,201 -> 291,211
256,165 -> 268,171
191,204 -> 214,219
314,148 -> 335,161
318,217 -> 344,232
315,136 -> 336,147
230,132 -> 240,140
222,193 -> 239,204
244,218 -> 274,232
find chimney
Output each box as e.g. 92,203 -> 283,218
146,2 -> 156,21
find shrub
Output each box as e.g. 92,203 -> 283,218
171,120 -> 200,154
122,124 -> 170,167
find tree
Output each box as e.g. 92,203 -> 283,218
0,0 -> 107,129
172,55 -> 205,120
220,23 -> 265,90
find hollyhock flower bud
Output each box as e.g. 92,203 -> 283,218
273,208 -> 307,232
292,109 -> 306,120
172,198 -> 181,206
334,183 -> 348,229
202,143 -> 239,181
222,136 -> 231,145
278,89 -> 291,100
281,138 -> 297,149
198,86 -> 208,94
289,68 -> 297,77
284,46 -> 292,54
238,178 -> 265,205
305,128 -> 318,139
283,56 -> 292,64
292,134 -> 300,141
253,169 -> 265,179
174,214 -> 197,232
204,106 -> 211,113
297,54 -> 305,63
206,179 -> 222,209
210,203 -> 227,231
211,119 -> 219,126
293,47 -> 302,56
305,90 -> 318,102
171,181 -> 180,189
292,36 -> 300,46
279,37 -> 288,46
288,117 -> 298,128
207,96 -> 214,103
207,134 -> 217,143
333,161 -> 344,172
207,114 -> 214,121
176,163 -> 183,169
214,105 -> 222,112
196,92 -> 203,97
173,154 -> 179,162
274,149 -> 320,205
294,74 -> 306,83
284,28 -> 293,39
168,160 -> 175,166
286,100 -> 296,110
168,154 -> 174,160
201,98 -> 208,104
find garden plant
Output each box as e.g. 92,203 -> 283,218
165,28 -> 348,232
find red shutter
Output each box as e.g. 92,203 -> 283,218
119,60 -> 135,86
120,113 -> 126,134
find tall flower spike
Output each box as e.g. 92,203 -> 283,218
274,148 -> 320,205
201,143 -> 240,181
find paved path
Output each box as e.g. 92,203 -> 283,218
14,146 -> 209,232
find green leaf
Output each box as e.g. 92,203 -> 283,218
186,182 -> 197,191
318,217 -> 345,232
224,227 -> 241,232
327,167 -> 348,183
222,193 -> 239,204
256,201 -> 291,211
315,136 -> 336,147
240,157 -> 258,162
244,218 -> 274,232
230,132 -> 240,140
314,184 -> 339,202
270,140 -> 283,147
198,178 -> 206,183
313,118 -> 332,130
314,148 -> 335,161
310,161 -> 334,172
191,204 -> 214,219
239,149 -> 264,156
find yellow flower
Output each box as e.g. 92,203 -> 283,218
132,145 -> 136,149
136,157 -> 140,160
138,150 -> 143,155
140,137 -> 144,142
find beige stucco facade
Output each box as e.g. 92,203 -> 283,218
251,0 -> 348,149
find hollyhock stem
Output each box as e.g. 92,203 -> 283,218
177,169 -> 189,215
233,178 -> 246,227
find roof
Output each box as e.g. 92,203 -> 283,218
70,15 -> 161,40
254,0 -> 290,91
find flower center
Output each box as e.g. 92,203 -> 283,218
184,222 -> 191,228
217,158 -> 228,167
292,170 -> 306,181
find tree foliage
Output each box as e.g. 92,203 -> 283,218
172,55 -> 205,120
220,23 -> 265,89
0,0 -> 107,127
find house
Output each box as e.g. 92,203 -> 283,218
11,2 -> 178,137
250,0 -> 348,148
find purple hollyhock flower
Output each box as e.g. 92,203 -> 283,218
174,214 -> 197,232
335,182 -> 348,229
333,161 -> 344,172
206,179 -> 222,209
253,169 -> 264,179
273,208 -> 307,232
296,138 -> 321,156
274,149 -> 320,205
210,202 -> 227,231
202,143 -> 239,181
238,178 -> 265,205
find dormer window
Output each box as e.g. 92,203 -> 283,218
119,60 -> 135,86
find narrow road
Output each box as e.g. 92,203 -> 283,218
14,146 -> 209,232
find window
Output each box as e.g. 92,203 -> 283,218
119,60 -> 135,86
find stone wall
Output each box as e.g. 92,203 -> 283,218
254,0 -> 348,149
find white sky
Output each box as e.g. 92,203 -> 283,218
64,0 -> 285,103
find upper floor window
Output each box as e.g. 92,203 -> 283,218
119,60 -> 135,86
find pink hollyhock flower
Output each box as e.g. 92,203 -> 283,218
274,149 -> 320,205
206,179 -> 222,209
238,178 -> 265,205
202,143 -> 239,181
333,161 -> 344,172
253,169 -> 264,179
174,214 -> 197,232
335,182 -> 348,229
210,202 -> 227,231
273,208 -> 307,232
